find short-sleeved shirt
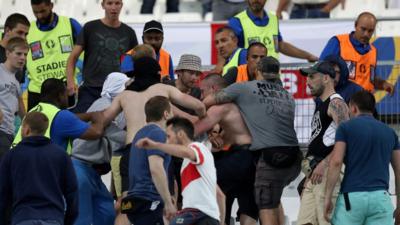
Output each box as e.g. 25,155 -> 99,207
228,9 -> 283,48
336,115 -> 400,193
50,110 -> 90,150
319,32 -> 373,60
128,124 -> 171,202
181,142 -> 219,221
77,20 -> 138,87
223,79 -> 298,150
0,64 -> 22,135
0,46 -> 25,84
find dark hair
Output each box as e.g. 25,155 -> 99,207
349,90 -> 376,113
4,13 -> 30,30
247,42 -> 267,58
215,26 -> 236,38
23,111 -> 49,135
166,117 -> 194,140
202,73 -> 227,88
145,96 -> 171,122
126,57 -> 161,91
6,37 -> 29,52
31,0 -> 51,5
40,78 -> 66,102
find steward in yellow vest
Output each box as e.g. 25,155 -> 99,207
228,1 -> 318,62
12,78 -> 105,153
27,4 -> 82,110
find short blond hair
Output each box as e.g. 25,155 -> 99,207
6,37 -> 28,52
131,44 -> 156,60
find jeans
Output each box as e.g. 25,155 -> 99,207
72,159 -> 115,225
15,220 -> 62,225
290,4 -> 329,19
0,130 -> 13,160
140,0 -> 179,14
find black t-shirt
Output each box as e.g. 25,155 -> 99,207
77,20 -> 138,87
0,45 -> 25,84
223,67 -> 239,85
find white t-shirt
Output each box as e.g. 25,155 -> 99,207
180,142 -> 220,221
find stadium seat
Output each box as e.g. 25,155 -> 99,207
161,12 -> 202,22
204,12 -> 212,22
179,0 -> 202,14
122,0 -> 141,16
122,14 -> 159,24
330,0 -> 386,19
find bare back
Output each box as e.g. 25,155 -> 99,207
104,83 -> 204,144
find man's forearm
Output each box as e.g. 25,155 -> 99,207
151,169 -> 173,205
325,162 -> 341,199
373,76 -> 388,90
154,142 -> 195,161
279,41 -> 316,61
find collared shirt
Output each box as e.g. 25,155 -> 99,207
320,31 -> 372,59
36,13 -> 82,42
228,9 -> 283,48
225,48 -> 247,66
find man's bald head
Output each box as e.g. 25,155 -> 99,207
200,74 -> 227,100
354,12 -> 377,45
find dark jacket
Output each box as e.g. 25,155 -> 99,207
0,136 -> 78,225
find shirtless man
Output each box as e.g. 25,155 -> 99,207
195,74 -> 258,225
102,57 -> 205,225
103,57 -> 206,144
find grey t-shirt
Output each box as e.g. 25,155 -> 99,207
77,20 -> 138,87
72,97 -> 126,164
223,79 -> 298,150
0,64 -> 21,135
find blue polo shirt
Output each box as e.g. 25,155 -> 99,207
336,115 -> 400,193
51,110 -> 90,150
128,124 -> 171,202
228,9 -> 283,48
320,32 -> 373,59
225,48 -> 247,66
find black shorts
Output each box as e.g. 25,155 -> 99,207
126,197 -> 164,225
214,145 -> 258,223
254,146 -> 302,209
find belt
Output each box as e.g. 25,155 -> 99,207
229,144 -> 251,151
294,3 -> 327,9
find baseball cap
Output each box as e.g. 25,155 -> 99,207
143,20 -> 163,33
300,61 -> 336,78
258,56 -> 280,79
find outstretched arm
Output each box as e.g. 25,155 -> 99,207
279,41 -> 318,62
137,138 -> 197,162
203,90 -> 235,108
168,86 -> 206,118
194,105 -> 225,136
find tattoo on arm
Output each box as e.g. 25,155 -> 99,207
214,91 -> 234,104
329,98 -> 350,125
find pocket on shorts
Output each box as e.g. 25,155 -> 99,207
375,191 -> 394,214
255,183 -> 273,208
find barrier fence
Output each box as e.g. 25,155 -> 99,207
279,61 -> 400,144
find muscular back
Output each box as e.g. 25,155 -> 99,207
104,83 -> 204,144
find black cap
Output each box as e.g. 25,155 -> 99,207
143,20 -> 163,34
300,61 -> 335,78
258,56 -> 280,79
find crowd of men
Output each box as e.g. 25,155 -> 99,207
0,0 -> 399,225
